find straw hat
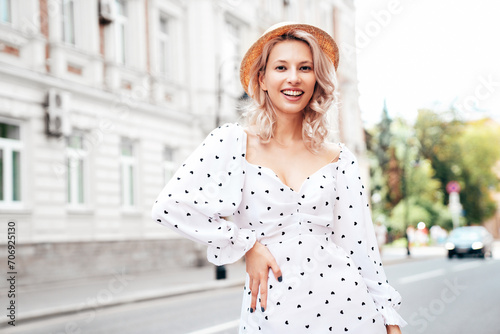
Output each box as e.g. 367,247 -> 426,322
239,22 -> 339,95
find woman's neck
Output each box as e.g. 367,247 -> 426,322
272,113 -> 303,146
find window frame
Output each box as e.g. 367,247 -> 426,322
157,13 -> 173,77
0,120 -> 23,208
0,0 -> 12,24
114,0 -> 128,65
224,17 -> 241,58
61,0 -> 76,46
220,17 -> 243,98
163,146 -> 176,185
120,137 -> 137,209
66,132 -> 87,208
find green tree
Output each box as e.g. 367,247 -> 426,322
414,110 -> 500,224
456,120 -> 500,223
389,200 -> 431,232
368,113 -> 446,235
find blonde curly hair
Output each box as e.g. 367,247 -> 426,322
242,29 -> 339,153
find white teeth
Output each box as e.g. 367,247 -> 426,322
282,90 -> 303,96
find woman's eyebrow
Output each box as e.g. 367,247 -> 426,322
272,59 -> 313,64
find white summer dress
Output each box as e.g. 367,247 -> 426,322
152,123 -> 407,333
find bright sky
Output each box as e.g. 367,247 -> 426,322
354,0 -> 500,126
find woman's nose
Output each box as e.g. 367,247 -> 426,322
287,69 -> 301,84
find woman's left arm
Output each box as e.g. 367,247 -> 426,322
332,147 -> 407,328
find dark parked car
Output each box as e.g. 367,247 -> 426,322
445,226 -> 493,259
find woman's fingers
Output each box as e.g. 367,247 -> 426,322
248,276 -> 253,308
259,273 -> 268,311
261,260 -> 281,311
245,241 -> 283,313
269,258 -> 282,282
249,276 -> 260,313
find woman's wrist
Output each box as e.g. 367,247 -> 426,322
386,324 -> 402,334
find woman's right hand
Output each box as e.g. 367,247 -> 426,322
245,241 -> 282,313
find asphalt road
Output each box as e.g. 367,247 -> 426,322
387,257 -> 500,334
8,257 -> 500,334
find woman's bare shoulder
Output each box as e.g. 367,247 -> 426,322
243,126 -> 261,161
243,126 -> 261,146
243,125 -> 259,137
322,141 -> 341,163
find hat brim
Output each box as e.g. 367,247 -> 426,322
239,23 -> 339,95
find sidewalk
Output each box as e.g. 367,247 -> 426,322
380,244 -> 447,264
3,245 -> 446,326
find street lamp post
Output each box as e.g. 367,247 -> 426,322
402,136 -> 419,257
402,142 -> 412,257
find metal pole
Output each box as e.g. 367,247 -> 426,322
403,140 -> 411,257
216,63 -> 223,128
215,61 -> 225,280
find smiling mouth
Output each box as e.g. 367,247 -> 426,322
282,90 -> 304,97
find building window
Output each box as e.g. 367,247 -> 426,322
115,0 -> 128,65
0,0 -> 11,24
332,6 -> 338,39
158,14 -> 172,76
120,138 -> 136,207
66,133 -> 86,206
284,0 -> 298,20
61,0 -> 76,45
163,146 -> 175,184
221,19 -> 242,94
266,0 -> 281,16
0,122 -> 22,205
224,19 -> 240,58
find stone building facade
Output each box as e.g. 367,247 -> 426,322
0,0 -> 366,284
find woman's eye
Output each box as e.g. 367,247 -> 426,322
300,66 -> 312,71
275,66 -> 286,71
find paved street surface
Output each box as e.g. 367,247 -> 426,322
387,257 -> 500,334
8,287 -> 244,334
6,252 -> 500,334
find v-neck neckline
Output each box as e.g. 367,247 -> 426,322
241,127 -> 342,195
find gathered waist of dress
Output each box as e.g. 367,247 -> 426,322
257,220 -> 332,246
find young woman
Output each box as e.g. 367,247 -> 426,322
152,22 -> 407,333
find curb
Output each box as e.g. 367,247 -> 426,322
383,255 -> 443,266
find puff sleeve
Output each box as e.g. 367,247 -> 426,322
332,146 -> 407,327
152,123 -> 256,265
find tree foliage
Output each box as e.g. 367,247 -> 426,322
368,108 -> 500,234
